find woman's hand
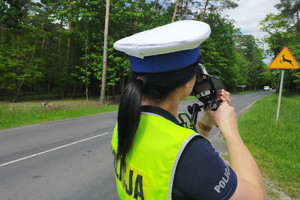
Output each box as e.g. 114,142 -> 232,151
196,89 -> 232,137
207,101 -> 238,137
206,89 -> 239,137
207,89 -> 238,137
218,89 -> 231,104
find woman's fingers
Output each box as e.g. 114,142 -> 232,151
218,89 -> 231,104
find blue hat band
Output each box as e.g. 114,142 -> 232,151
128,47 -> 201,73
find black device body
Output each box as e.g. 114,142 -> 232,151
192,63 -> 225,110
183,64 -> 225,129
178,63 -> 225,131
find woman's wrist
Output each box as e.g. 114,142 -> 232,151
197,121 -> 212,131
196,121 -> 211,138
220,126 -> 240,141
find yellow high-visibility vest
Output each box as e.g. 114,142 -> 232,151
111,112 -> 202,200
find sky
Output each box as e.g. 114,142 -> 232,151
222,0 -> 280,39
222,0 -> 281,64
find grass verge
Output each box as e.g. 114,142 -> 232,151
238,93 -> 300,198
180,95 -> 197,101
0,99 -> 118,130
1,95 -> 198,131
0,91 -> 264,131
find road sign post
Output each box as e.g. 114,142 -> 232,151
269,47 -> 300,124
276,70 -> 284,124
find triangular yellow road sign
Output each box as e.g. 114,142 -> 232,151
269,47 -> 300,69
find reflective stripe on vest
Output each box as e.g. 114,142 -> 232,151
111,112 -> 202,200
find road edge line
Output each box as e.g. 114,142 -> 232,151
0,132 -> 111,168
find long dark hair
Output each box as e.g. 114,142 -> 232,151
117,63 -> 199,167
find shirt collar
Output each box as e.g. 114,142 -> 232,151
141,105 -> 180,125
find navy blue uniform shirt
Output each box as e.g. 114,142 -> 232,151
141,106 -> 237,200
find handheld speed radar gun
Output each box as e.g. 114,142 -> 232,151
178,62 -> 225,131
193,63 -> 225,110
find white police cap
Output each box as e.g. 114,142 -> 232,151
114,20 -> 211,73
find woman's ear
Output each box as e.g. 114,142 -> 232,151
177,75 -> 196,100
184,82 -> 190,89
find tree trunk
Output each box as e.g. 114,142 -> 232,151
48,79 -> 51,94
154,0 -> 159,10
297,10 -> 300,48
134,0 -> 140,31
85,82 -> 89,101
58,16 -> 63,54
172,0 -> 180,23
85,25 -> 89,101
1,25 -> 4,47
180,0 -> 184,19
249,75 -> 252,90
201,0 -> 210,21
99,0 -> 110,106
121,66 -> 126,93
112,85 -> 115,102
183,0 -> 189,20
42,38 -> 45,49
67,4 -> 72,61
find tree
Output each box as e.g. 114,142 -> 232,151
260,12 -> 300,92
0,1 -> 47,101
234,51 -> 250,90
235,34 -> 265,90
183,0 -> 189,20
260,13 -> 292,55
2,0 -> 263,99
70,0 -> 101,100
275,0 -> 300,47
199,13 -> 239,90
172,0 -> 181,22
134,0 -> 140,30
201,0 -> 238,21
257,64 -> 275,88
202,0 -> 210,21
154,0 -> 159,10
99,0 -> 110,106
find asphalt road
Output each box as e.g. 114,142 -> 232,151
0,91 -> 271,200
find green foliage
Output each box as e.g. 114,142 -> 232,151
0,0 -> 275,101
257,64 -> 275,87
260,13 -> 294,55
260,2 -> 300,92
236,34 -> 266,90
234,51 -> 249,85
198,13 -> 269,91
200,13 -> 238,89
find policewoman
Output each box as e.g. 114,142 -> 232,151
111,21 -> 266,200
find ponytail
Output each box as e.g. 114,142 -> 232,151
117,78 -> 143,168
117,63 -> 198,167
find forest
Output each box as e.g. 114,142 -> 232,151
0,0 -> 299,103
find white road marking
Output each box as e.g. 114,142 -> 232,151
0,132 -> 111,168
